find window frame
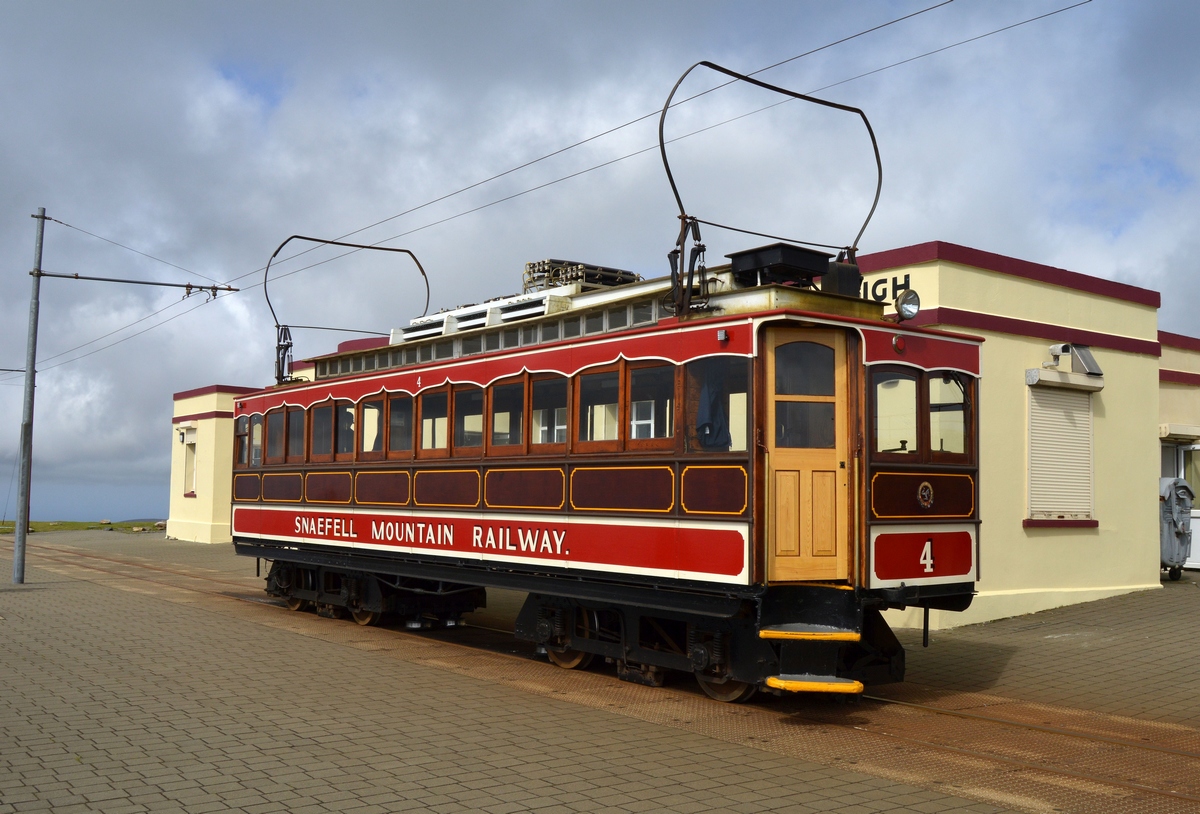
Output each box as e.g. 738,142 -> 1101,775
285,407 -> 306,464
358,397 -> 387,462
451,385 -> 485,458
264,409 -> 286,465
234,416 -> 249,469
309,402 -> 336,464
928,370 -> 974,465
333,399 -> 356,462
416,387 -> 451,460
625,361 -> 678,453
574,363 -> 624,454
487,375 -> 527,457
386,393 -> 415,461
529,374 -> 569,455
869,366 -> 924,464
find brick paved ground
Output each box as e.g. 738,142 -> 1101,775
0,532 -> 1012,814
892,571 -> 1200,726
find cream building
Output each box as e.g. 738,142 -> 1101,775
860,241 -> 1170,627
167,385 -> 258,543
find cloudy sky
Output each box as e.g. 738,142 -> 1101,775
0,0 -> 1194,521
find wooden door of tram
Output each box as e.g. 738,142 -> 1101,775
766,328 -> 849,582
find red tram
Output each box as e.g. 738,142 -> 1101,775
231,62 -> 981,701
231,247 -> 981,701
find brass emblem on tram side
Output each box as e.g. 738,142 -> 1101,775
917,481 -> 934,509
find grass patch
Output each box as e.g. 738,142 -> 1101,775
0,520 -> 163,534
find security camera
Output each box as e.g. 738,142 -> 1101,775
1048,343 -> 1071,357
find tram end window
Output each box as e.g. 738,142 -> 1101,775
929,372 -> 967,455
454,388 -> 484,449
491,382 -> 525,448
235,416 -> 249,466
316,361 -> 328,378
685,357 -> 750,453
388,396 -> 414,454
579,371 -> 620,442
249,415 -> 263,467
420,391 -> 449,451
532,378 -> 568,445
629,366 -> 674,440
335,400 -> 356,455
361,398 -> 385,454
873,370 -> 918,455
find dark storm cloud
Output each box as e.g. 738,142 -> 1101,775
0,0 -> 1194,519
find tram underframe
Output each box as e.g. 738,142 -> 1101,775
261,557 -> 906,702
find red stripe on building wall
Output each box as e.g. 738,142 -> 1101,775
859,241 -> 1161,308
172,410 -> 234,424
1161,370 -> 1200,387
173,384 -> 259,401
1160,331 -> 1200,353
907,308 -> 1160,357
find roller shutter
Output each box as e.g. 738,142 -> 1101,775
1028,386 -> 1092,519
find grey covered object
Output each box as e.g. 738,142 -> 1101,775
1160,477 -> 1194,578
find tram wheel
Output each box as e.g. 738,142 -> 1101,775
351,609 -> 381,626
546,608 -> 595,670
285,597 -> 306,612
1169,566 -> 1183,581
696,675 -> 757,703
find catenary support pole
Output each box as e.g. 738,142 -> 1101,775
14,208 -> 47,584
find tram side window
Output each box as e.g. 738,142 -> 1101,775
491,382 -> 524,448
874,370 -> 918,456
286,407 -> 305,462
685,357 -> 750,453
629,365 -> 674,440
361,398 -> 384,455
265,410 -> 285,463
235,416 -> 249,467
579,371 -> 620,442
454,388 -> 484,449
249,415 -> 263,467
421,392 -> 449,450
532,378 -> 568,445
929,373 -> 967,455
311,405 -> 334,459
335,400 -> 355,456
388,396 -> 414,454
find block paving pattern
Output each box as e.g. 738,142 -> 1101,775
0,532 -> 1011,814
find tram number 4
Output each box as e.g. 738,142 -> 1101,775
920,539 -> 935,573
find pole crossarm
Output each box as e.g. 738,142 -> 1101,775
35,271 -> 237,296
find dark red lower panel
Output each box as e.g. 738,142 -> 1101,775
233,506 -> 748,581
873,529 -> 973,583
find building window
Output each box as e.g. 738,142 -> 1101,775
1028,386 -> 1092,520
183,441 -> 196,497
